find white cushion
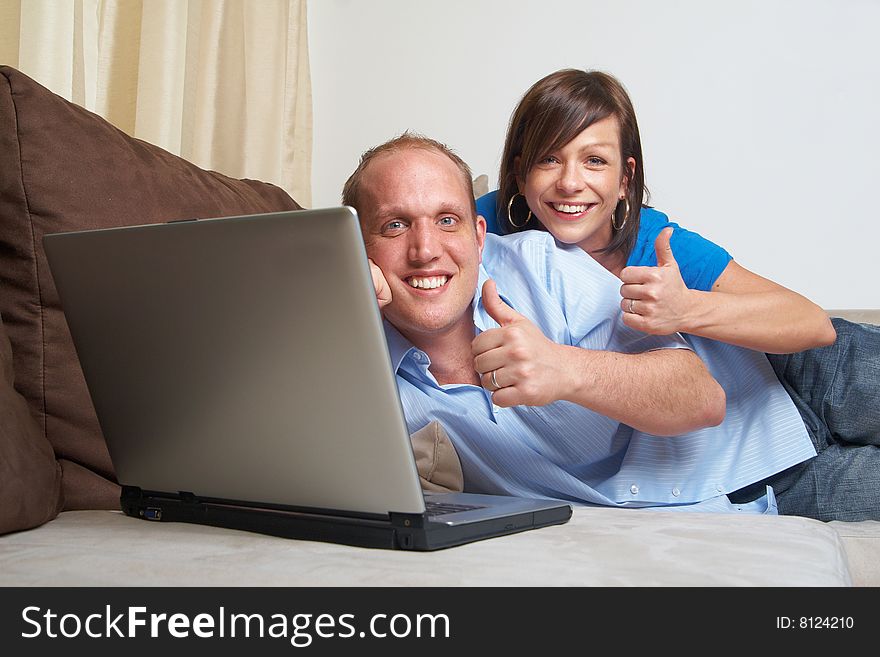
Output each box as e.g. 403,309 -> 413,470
0,509 -> 851,586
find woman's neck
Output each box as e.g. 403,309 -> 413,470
589,247 -> 627,278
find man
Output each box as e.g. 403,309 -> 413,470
342,133 -> 816,513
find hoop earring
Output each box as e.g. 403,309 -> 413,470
507,193 -> 533,229
612,198 -> 630,231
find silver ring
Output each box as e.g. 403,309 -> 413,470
491,369 -> 501,391
628,298 -> 635,314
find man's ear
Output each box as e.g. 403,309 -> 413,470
475,214 -> 487,261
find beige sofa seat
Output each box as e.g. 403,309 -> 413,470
0,508 -> 851,586
829,520 -> 880,586
823,309 -> 880,586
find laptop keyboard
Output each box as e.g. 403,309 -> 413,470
425,501 -> 487,517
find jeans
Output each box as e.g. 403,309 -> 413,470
731,319 -> 880,521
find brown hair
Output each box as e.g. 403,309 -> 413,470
342,131 -> 477,220
497,69 -> 647,258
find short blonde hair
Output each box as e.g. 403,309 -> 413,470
342,131 -> 477,219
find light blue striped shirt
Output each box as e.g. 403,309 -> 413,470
386,232 -> 816,514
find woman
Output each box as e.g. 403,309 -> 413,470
478,69 -> 880,519
480,69 -> 835,353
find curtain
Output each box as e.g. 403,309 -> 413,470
0,0 -> 312,206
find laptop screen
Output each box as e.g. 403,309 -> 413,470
44,208 -> 426,515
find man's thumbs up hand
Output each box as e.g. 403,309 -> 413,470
471,280 -> 570,407
481,279 -> 525,327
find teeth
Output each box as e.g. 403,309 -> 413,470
553,203 -> 589,214
408,275 -> 448,289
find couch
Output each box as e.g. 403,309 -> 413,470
1,65 -> 877,586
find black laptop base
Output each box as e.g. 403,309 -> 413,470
121,486 -> 572,551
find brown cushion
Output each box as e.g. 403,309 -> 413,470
0,66 -> 303,510
0,314 -> 63,534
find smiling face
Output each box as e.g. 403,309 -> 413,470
520,115 -> 635,259
357,147 -> 486,347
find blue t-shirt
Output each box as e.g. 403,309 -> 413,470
476,190 -> 732,291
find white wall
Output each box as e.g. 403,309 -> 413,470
308,0 -> 880,309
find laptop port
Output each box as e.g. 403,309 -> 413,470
142,507 -> 162,521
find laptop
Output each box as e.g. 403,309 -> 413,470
43,207 -> 572,550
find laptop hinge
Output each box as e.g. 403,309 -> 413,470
389,512 -> 427,529
389,512 -> 429,550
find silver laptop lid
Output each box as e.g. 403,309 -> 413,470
44,208 -> 426,515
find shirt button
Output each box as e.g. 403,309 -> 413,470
671,487 -> 681,497
413,352 -> 425,363
716,484 -> 724,493
630,484 -> 639,495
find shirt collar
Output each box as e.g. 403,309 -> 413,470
383,319 -> 417,374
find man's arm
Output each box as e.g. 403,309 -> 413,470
553,346 -> 724,436
473,280 -> 725,436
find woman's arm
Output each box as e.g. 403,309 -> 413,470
620,228 -> 836,353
